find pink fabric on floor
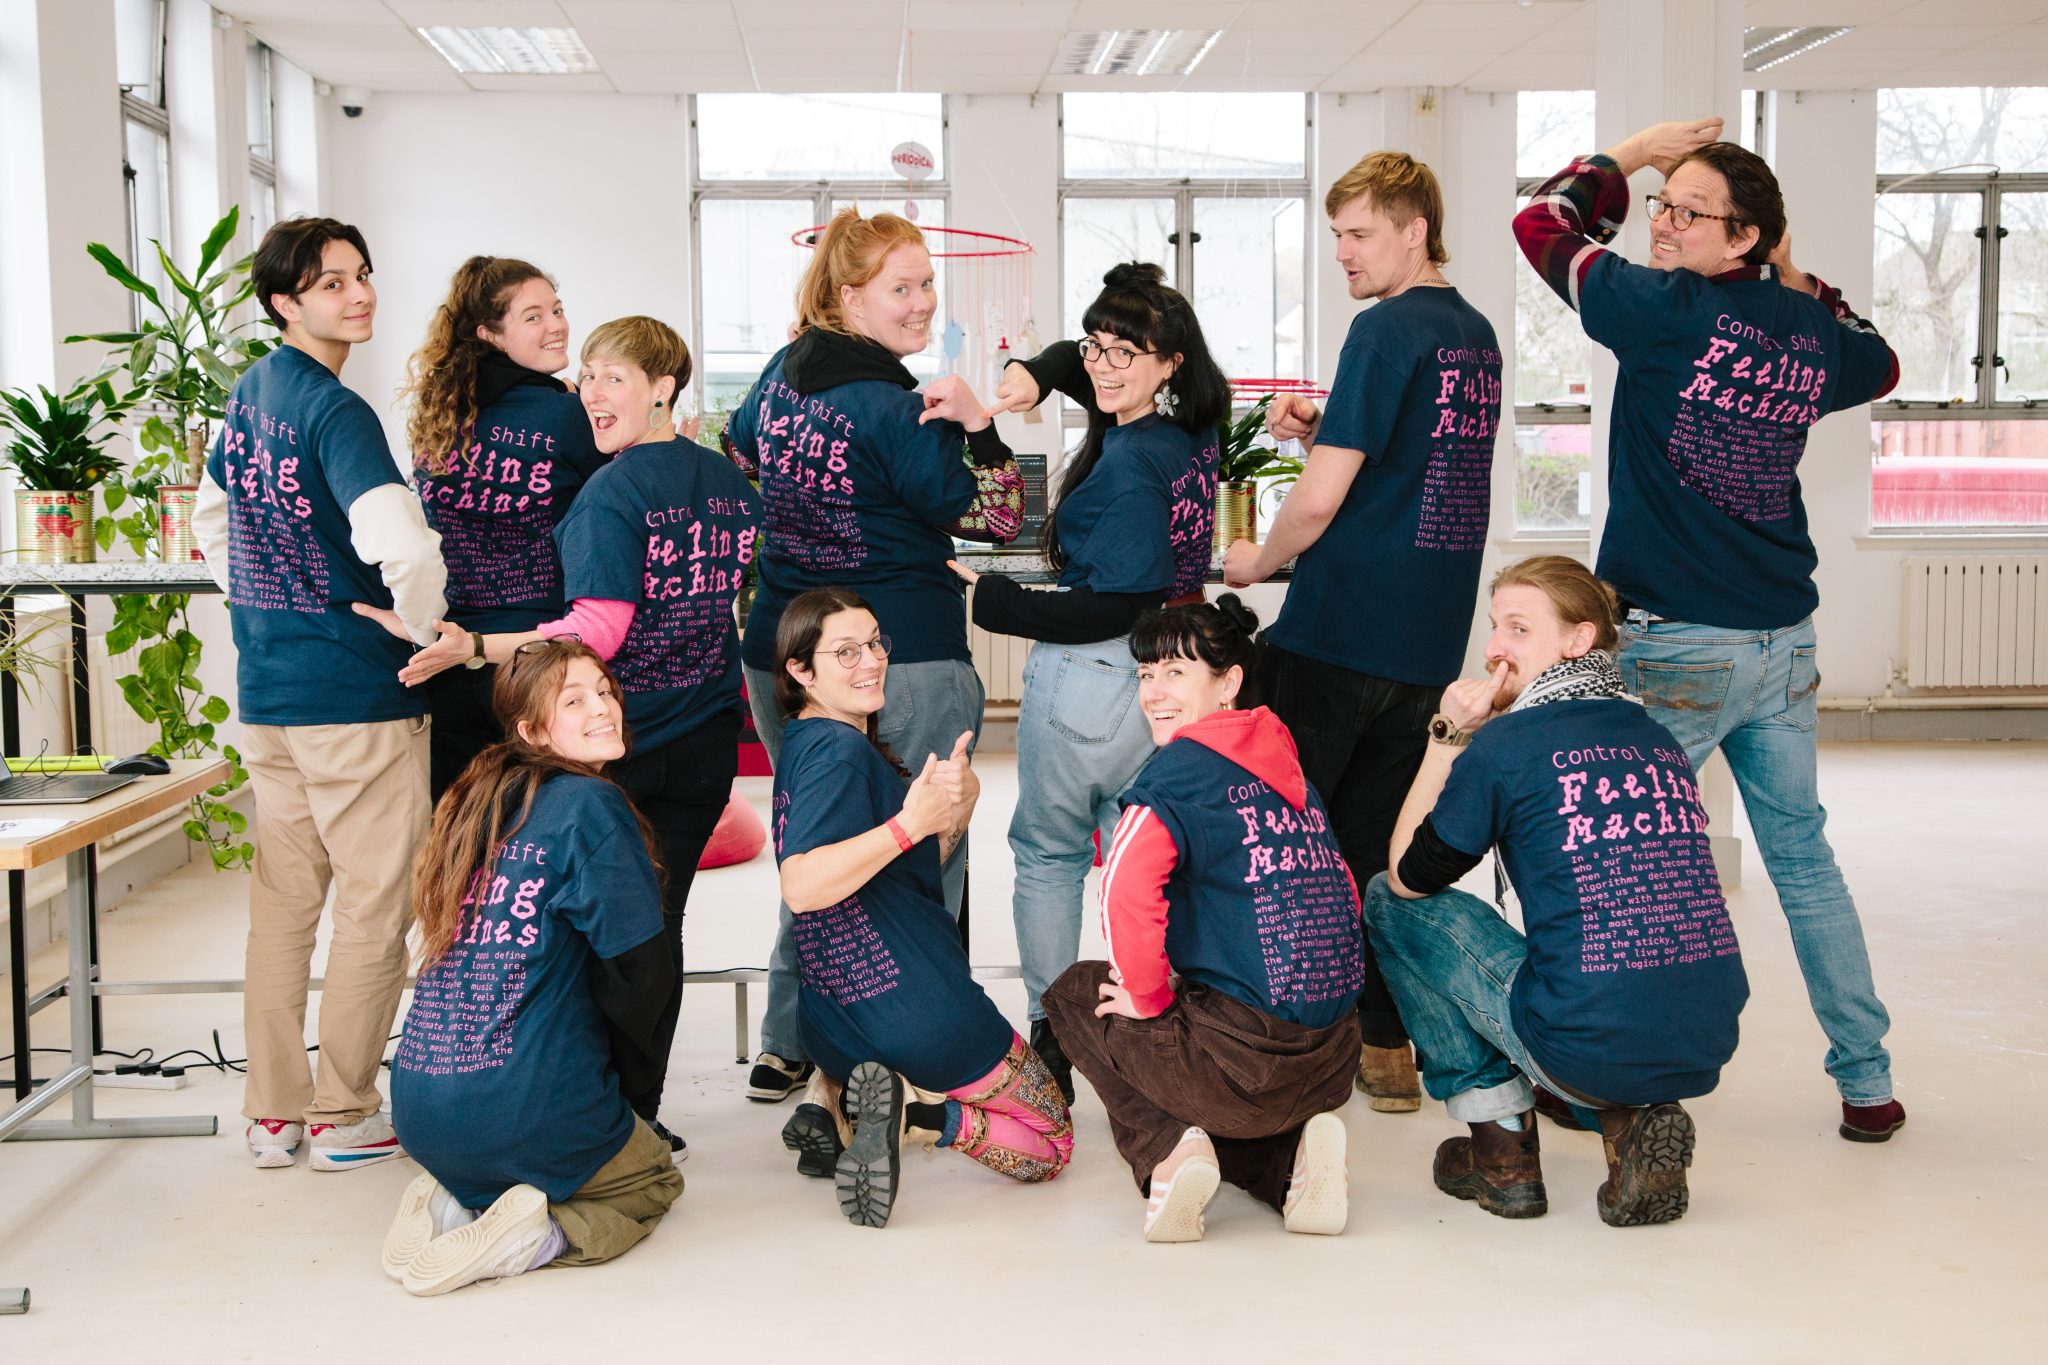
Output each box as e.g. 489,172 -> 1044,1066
943,1032 -> 1074,1181
538,597 -> 635,660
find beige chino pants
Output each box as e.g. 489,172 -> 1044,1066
240,716 -> 430,1126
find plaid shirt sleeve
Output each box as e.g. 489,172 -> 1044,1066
1513,153 -> 1632,313
1807,273 -> 1902,404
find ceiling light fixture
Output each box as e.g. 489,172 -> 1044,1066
1052,30 -> 1222,77
1741,25 -> 1852,73
417,26 -> 600,76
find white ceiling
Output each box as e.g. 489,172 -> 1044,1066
213,0 -> 2048,95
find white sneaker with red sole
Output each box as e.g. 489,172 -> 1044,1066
247,1117 -> 304,1169
309,1111 -> 404,1172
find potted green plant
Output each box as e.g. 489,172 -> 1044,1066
68,207 -> 272,562
59,206 -> 263,872
0,377 -> 133,564
1212,394 -> 1304,551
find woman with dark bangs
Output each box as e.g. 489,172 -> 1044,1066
1041,596 -> 1362,1243
950,261 -> 1228,1100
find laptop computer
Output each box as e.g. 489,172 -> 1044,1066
0,771 -> 139,805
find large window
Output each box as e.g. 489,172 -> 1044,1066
245,36 -> 277,236
1872,88 -> 2048,530
691,95 -> 948,410
1058,94 -> 1309,411
1513,91 -> 1596,534
116,0 -> 171,320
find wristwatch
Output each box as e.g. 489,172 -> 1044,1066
463,632 -> 487,670
1427,713 -> 1472,748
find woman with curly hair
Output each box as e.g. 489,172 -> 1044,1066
399,257 -> 608,798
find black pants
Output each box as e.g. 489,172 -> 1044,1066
605,708 -> 742,1120
427,664 -> 504,803
1044,962 -> 1359,1212
1259,640 -> 1438,1049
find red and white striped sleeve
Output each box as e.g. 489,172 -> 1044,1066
1100,804 -> 1180,1018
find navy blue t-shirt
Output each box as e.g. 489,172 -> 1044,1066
205,344 -> 422,725
772,716 -> 1012,1090
728,353 -> 985,669
1122,730 -> 1365,1030
1580,259 -> 1895,629
417,385 -> 608,633
1430,699 -> 1748,1105
391,774 -> 663,1207
556,437 -> 757,757
1266,287 -> 1502,686
1055,415 -> 1219,601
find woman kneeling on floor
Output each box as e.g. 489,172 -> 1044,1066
1041,596 -> 1362,1243
771,588 -> 1073,1228
1371,556 -> 1749,1227
383,639 -> 683,1295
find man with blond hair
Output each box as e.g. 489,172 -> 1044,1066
1226,151 -> 1503,1113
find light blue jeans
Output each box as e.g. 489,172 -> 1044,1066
1011,637 -> 1158,1021
1619,612 -> 1893,1104
1362,874 -> 1601,1127
746,658 -> 984,1065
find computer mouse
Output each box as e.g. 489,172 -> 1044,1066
105,754 -> 172,775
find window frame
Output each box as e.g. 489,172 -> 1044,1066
118,0 -> 171,331
686,93 -> 953,411
1054,94 -> 1314,432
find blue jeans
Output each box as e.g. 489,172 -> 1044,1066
1361,874 -> 1601,1126
1619,613 -> 1892,1104
746,658 -> 984,1065
1011,637 -> 1157,1020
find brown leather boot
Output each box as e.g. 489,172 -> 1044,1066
1595,1104 -> 1695,1227
1433,1113 -> 1547,1218
1355,1042 -> 1422,1113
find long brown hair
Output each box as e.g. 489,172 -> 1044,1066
411,639 -> 663,972
399,255 -> 553,475
771,587 -> 906,775
793,207 -> 927,339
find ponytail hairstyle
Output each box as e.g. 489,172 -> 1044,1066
771,587 -> 908,776
400,255 -> 553,475
1040,261 -> 1232,570
1129,592 -> 1262,709
1489,555 -> 1621,652
793,207 -> 929,339
410,638 -> 662,973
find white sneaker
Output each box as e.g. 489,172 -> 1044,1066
308,1110 -> 404,1172
247,1117 -> 304,1169
1143,1127 -> 1222,1244
1281,1111 -> 1349,1236
401,1184 -> 554,1297
382,1172 -> 478,1281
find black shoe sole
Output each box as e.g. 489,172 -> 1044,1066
835,1062 -> 903,1228
1838,1116 -> 1905,1143
782,1103 -> 843,1178
1599,1104 -> 1695,1227
1432,1140 -> 1548,1218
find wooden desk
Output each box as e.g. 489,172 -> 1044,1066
0,760 -> 227,1144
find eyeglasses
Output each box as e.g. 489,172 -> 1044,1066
1077,337 -> 1154,370
514,633 -> 583,657
1644,195 -> 1737,232
813,636 -> 891,669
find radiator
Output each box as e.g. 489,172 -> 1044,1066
967,585 -> 1032,705
1901,556 -> 2048,689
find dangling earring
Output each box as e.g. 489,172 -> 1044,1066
1153,383 -> 1178,419
650,399 -> 667,429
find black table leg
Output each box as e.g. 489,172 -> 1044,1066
67,597 -> 103,1051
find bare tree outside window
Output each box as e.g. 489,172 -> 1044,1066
1514,92 -> 1596,533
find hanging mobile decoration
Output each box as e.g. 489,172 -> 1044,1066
889,141 -> 935,220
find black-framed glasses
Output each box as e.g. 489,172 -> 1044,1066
814,635 -> 891,669
514,633 -> 583,657
1644,195 -> 1736,232
1077,337 -> 1154,370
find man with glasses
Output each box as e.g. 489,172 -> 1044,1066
1224,151 -> 1503,1116
1514,119 -> 1906,1143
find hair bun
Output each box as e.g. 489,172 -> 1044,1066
1102,260 -> 1166,290
1214,592 -> 1260,638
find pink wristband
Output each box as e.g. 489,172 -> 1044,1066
885,817 -> 915,852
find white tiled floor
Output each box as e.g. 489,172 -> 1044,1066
3,742 -> 2044,1361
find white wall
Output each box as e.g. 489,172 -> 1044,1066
323,93 -> 693,456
